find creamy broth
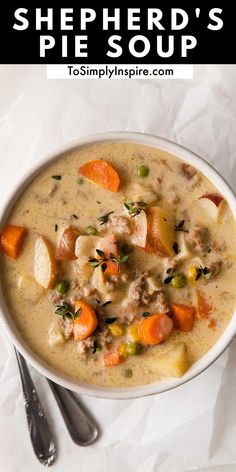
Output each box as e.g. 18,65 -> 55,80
1,142 -> 236,388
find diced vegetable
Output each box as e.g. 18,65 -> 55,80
118,343 -> 128,358
56,227 -> 79,260
170,273 -> 186,289
146,207 -> 175,257
86,225 -> 98,235
75,235 -> 100,259
198,194 -> 224,222
172,303 -> 195,332
18,273 -> 44,303
123,368 -> 133,378
73,299 -> 98,341
128,183 -> 158,204
149,343 -> 188,378
79,159 -> 120,192
175,232 -> 193,261
0,225 -> 27,259
126,342 -> 142,356
188,266 -> 198,284
48,323 -> 65,346
129,210 -> 147,248
137,165 -> 149,178
56,280 -> 69,294
109,324 -> 124,337
196,289 -> 212,319
34,236 -> 57,289
127,323 -> 140,342
138,313 -> 173,346
103,346 -> 123,366
96,234 -> 120,275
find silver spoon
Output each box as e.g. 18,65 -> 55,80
15,348 -> 56,467
47,379 -> 99,446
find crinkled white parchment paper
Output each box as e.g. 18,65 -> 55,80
1,65 -> 236,472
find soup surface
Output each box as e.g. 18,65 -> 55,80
1,142 -> 236,388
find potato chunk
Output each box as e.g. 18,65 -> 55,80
34,236 -> 57,289
149,343 -> 188,378
146,207 -> 175,257
18,273 -> 44,303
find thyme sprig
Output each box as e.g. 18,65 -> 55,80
124,200 -> 147,217
88,249 -> 130,272
98,211 -> 114,225
55,302 -> 81,321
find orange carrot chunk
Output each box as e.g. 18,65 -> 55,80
0,225 -> 27,259
138,313 -> 173,346
197,289 -> 212,319
79,160 -> 120,192
172,303 -> 195,332
73,300 -> 98,341
103,346 -> 123,367
56,228 -> 79,261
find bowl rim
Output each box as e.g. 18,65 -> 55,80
0,130 -> 236,399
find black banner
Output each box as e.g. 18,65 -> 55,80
0,2 -> 234,64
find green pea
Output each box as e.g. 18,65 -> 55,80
56,280 -> 69,294
123,368 -> 133,378
86,225 -> 98,235
137,165 -> 149,178
77,177 -> 84,185
126,342 -> 142,356
170,273 -> 186,289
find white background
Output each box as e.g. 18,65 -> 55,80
0,65 -> 236,472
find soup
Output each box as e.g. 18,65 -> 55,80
0,141 -> 236,388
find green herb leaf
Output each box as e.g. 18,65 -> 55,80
101,300 -> 112,307
101,263 -> 107,273
52,175 -> 62,180
96,249 -> 105,258
73,214 -> 79,219
98,211 -> 114,225
55,224 -> 58,232
174,220 -> 189,233
88,257 -> 100,268
173,242 -> 179,254
105,317 -> 117,324
195,266 -> 212,281
92,340 -> 101,354
124,200 -> 147,218
74,307 -> 82,319
55,302 -> 77,320
164,275 -> 174,284
142,312 -> 151,318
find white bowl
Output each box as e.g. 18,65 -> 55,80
0,131 -> 236,399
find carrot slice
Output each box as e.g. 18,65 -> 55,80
0,225 -> 27,259
103,346 -> 123,367
138,313 -> 173,346
172,303 -> 195,332
79,160 -> 120,192
73,299 -> 98,341
56,228 -> 79,261
196,289 -> 212,319
96,234 -> 120,275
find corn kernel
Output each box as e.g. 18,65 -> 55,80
188,266 -> 197,284
127,324 -> 140,342
109,324 -> 124,337
118,343 -> 128,357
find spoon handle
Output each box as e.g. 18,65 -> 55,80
47,379 -> 98,446
14,348 -> 56,467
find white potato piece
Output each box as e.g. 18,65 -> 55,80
128,183 -> 158,204
198,195 -> 225,223
75,235 -> 100,259
149,343 -> 188,378
73,256 -> 93,286
146,275 -> 162,295
175,232 -> 193,261
48,323 -> 65,346
129,210 -> 147,248
34,236 -> 57,289
18,274 -> 44,303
